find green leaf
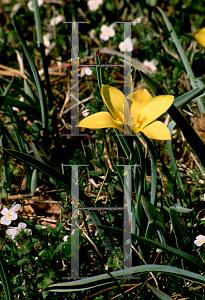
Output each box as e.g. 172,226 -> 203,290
0,76 -> 15,101
0,118 -> 19,150
13,16 -> 48,132
96,141 -> 104,155
92,160 -> 104,170
0,252 -> 14,300
31,169 -> 39,194
0,77 -> 38,106
48,264 -> 205,292
174,81 -> 205,107
141,134 -> 157,205
157,7 -> 205,113
88,171 -> 104,176
56,222 -> 66,232
56,242 -> 67,253
24,79 -> 37,103
169,204 -> 193,249
17,258 -> 30,266
168,120 -> 188,205
148,284 -> 173,300
168,105 -> 205,171
32,0 -> 54,110
0,95 -> 40,117
171,204 -> 194,214
106,213 -> 115,223
139,70 -> 166,95
141,195 -> 165,226
97,226 -> 205,271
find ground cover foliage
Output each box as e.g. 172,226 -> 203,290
1,0 -> 205,299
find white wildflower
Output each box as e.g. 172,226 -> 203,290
63,235 -> 68,242
88,0 -> 103,11
194,235 -> 205,247
119,37 -> 133,52
6,222 -> 32,241
43,33 -> 52,48
1,203 -> 21,225
100,24 -> 115,41
50,15 -> 64,26
82,109 -> 90,117
80,67 -> 92,77
143,59 -> 158,72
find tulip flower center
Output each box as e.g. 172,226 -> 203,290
117,110 -> 147,131
131,109 -> 147,129
117,111 -> 125,122
134,114 -> 147,128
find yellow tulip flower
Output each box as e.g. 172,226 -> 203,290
76,85 -> 174,140
194,27 -> 205,48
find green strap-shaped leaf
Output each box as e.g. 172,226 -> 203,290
141,133 -> 157,205
169,207 -> 187,249
171,204 -> 194,213
148,284 -> 173,300
13,16 -> 48,133
48,264 -> 205,292
169,204 -> 193,250
140,70 -> 166,95
97,225 -> 205,271
168,120 -> 188,205
0,77 -> 39,107
0,95 -> 40,117
32,0 -> 54,109
157,7 -> 205,113
31,169 -> 39,194
174,78 -> 205,107
141,195 -> 165,226
0,252 -> 14,300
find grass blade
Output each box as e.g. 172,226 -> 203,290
0,252 -> 14,300
157,7 -> 205,113
32,0 -> 54,109
13,16 -> 48,134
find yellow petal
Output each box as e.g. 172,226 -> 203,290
101,85 -> 130,123
140,121 -> 171,140
76,111 -> 123,131
139,95 -> 174,128
194,27 -> 205,48
127,88 -> 153,114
